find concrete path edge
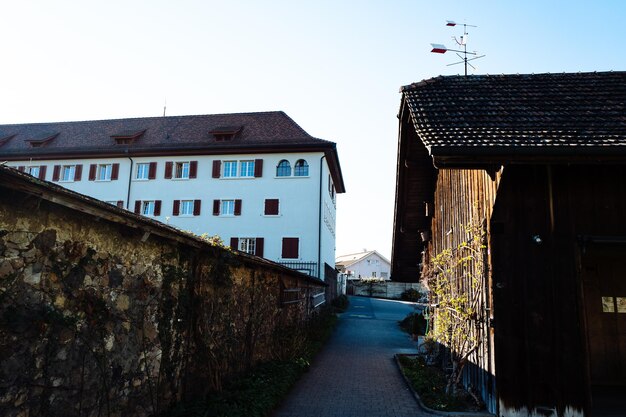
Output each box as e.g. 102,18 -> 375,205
394,354 -> 496,417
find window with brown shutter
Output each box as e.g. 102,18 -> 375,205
38,166 -> 47,180
52,165 -> 61,181
116,201 -> 124,209
230,237 -> 239,250
212,160 -> 221,178
173,200 -> 180,216
193,199 -> 201,215
134,201 -> 141,214
164,161 -> 173,179
234,199 -> 242,216
74,164 -> 83,181
88,164 -> 97,181
111,163 -> 120,180
255,238 -> 264,257
213,200 -> 220,216
154,200 -> 162,216
189,161 -> 198,178
264,199 -> 279,215
148,162 -> 157,179
254,159 -> 263,177
17,166 -> 25,172
281,238 -> 299,259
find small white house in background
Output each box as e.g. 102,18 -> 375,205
335,250 -> 391,280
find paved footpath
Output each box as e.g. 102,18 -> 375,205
272,296 -> 429,417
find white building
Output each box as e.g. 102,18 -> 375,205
0,111 -> 345,281
335,250 -> 391,280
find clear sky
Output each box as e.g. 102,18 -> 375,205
1,1 -> 624,260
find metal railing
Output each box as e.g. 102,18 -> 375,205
278,261 -> 318,278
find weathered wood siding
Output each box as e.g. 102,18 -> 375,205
490,164 -> 626,417
428,168 -> 501,412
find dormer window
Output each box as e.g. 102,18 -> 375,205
0,133 -> 16,147
209,126 -> 242,142
111,129 -> 146,145
25,132 -> 59,148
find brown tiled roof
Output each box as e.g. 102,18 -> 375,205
0,111 -> 346,193
0,111 -> 332,154
401,71 -> 626,161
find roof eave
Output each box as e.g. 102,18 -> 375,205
430,145 -> 626,167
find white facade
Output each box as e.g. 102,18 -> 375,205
335,250 -> 391,280
7,151 -> 339,279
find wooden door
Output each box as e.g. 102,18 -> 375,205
582,244 -> 626,385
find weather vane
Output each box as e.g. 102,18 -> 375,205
430,20 -> 485,76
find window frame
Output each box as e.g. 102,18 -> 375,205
223,161 -> 238,178
294,159 -> 309,177
239,160 -> 255,177
136,163 -> 150,180
27,166 -> 40,177
96,164 -> 113,181
221,200 -> 235,216
142,201 -> 156,216
276,160 -> 291,177
60,165 -> 76,182
174,161 -> 190,179
239,238 -> 256,255
180,200 -> 194,216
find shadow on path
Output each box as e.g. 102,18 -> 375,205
272,296 -> 429,417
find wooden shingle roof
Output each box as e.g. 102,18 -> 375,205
401,71 -> 626,165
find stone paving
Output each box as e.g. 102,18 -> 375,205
272,296 -> 429,417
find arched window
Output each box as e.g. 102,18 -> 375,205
294,159 -> 309,176
276,160 -> 291,177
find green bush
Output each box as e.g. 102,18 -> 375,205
400,288 -> 421,302
398,311 -> 427,336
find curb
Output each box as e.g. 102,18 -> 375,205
394,354 -> 496,417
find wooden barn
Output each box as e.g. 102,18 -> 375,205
391,71 -> 626,417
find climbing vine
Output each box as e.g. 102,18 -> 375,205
425,216 -> 487,398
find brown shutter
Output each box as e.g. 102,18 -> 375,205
189,161 -> 198,178
230,238 -> 239,250
74,164 -> 83,181
265,199 -> 279,215
234,199 -> 242,216
111,163 -> 120,180
282,238 -> 299,259
254,159 -> 263,177
52,165 -> 61,181
164,161 -> 173,179
148,162 -> 157,179
212,160 -> 221,178
17,166 -> 25,172
255,238 -> 264,257
134,201 -> 141,214
173,200 -> 180,216
38,166 -> 47,180
88,164 -> 97,181
154,200 -> 162,216
213,200 -> 220,216
193,199 -> 201,215
116,200 -> 124,208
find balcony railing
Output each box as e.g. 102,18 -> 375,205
278,261 -> 318,278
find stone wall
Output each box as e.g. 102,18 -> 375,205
0,168 -> 324,417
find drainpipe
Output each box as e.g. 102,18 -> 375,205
126,154 -> 134,210
318,154 -> 326,280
